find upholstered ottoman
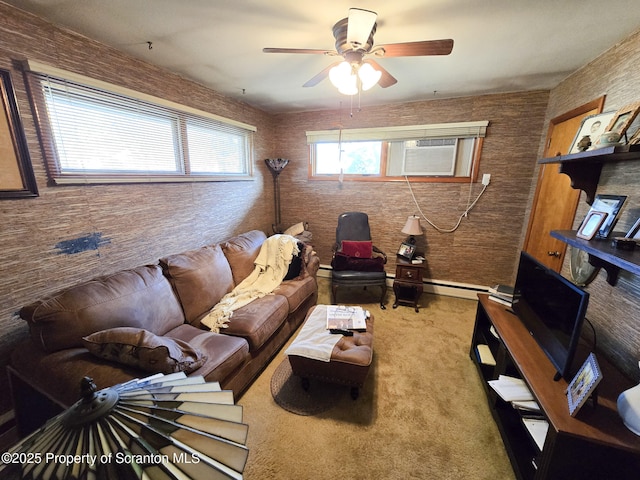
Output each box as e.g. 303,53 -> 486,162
285,305 -> 374,399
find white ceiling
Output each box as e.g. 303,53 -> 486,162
6,0 -> 640,113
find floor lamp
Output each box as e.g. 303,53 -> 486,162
265,158 -> 289,233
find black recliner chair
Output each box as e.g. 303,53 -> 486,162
331,212 -> 387,308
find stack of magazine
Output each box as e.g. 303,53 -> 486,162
325,305 -> 367,331
488,284 -> 514,307
488,375 -> 547,451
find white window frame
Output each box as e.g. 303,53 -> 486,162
24,61 -> 256,185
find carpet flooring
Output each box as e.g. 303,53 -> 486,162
237,278 -> 515,479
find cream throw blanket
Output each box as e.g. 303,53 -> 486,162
201,234 -> 300,333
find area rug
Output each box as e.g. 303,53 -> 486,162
270,357 -> 346,415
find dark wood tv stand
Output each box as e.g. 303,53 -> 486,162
471,294 -> 640,480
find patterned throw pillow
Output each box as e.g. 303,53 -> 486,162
82,327 -> 207,374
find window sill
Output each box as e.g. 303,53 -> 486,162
52,175 -> 254,185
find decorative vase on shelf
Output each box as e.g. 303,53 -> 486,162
617,361 -> 640,436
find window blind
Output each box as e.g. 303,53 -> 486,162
306,121 -> 489,144
23,61 -> 255,184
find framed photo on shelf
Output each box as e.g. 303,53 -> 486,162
605,101 -> 640,139
397,242 -> 416,260
625,217 -> 640,240
567,353 -> 603,417
576,211 -> 607,240
628,127 -> 640,145
582,194 -> 627,239
568,111 -> 615,154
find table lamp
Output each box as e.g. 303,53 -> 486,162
401,215 -> 422,244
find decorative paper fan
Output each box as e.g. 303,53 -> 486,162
0,372 -> 249,480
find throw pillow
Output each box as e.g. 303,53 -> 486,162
284,222 -> 305,236
341,240 -> 373,259
82,327 -> 207,374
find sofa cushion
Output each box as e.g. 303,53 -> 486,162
331,252 -> 385,272
19,265 -> 185,353
166,324 -> 250,381
160,245 -> 234,324
82,327 -> 207,374
273,276 -> 318,314
221,230 -> 267,285
223,294 -> 289,350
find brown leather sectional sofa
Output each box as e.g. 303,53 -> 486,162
9,230 -> 319,435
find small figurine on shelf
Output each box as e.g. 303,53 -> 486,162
576,135 -> 592,152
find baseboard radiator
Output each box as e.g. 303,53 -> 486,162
318,264 -> 488,300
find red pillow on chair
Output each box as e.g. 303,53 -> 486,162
341,240 -> 373,258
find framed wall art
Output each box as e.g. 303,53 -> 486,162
0,68 -> 38,198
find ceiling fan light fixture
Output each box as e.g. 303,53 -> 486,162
359,62 -> 382,91
338,75 -> 358,96
329,61 -> 358,95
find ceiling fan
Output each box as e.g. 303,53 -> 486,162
263,8 -> 454,95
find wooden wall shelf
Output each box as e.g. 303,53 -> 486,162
551,230 -> 640,285
539,145 -> 640,204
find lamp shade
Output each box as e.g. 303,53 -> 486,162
401,215 -> 422,236
358,63 -> 381,91
329,62 -> 358,96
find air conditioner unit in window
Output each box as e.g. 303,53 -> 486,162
402,138 -> 458,176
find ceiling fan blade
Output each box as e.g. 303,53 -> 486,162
377,39 -> 454,57
303,61 -> 342,87
263,47 -> 335,55
365,59 -> 397,88
346,8 -> 377,48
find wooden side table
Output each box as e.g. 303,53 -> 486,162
393,258 -> 424,312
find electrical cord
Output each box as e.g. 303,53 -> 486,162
405,175 -> 489,233
584,317 -> 597,354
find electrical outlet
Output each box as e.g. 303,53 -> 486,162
482,173 -> 491,186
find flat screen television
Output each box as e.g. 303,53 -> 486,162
511,252 -> 590,381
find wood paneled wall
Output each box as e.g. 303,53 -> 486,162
0,4 -> 276,413
533,29 -> 640,381
273,91 -> 549,286
0,0 -> 637,421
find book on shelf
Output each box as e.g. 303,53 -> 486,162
522,418 -> 549,451
326,305 -> 367,331
475,344 -> 496,366
489,284 -> 514,297
489,325 -> 499,339
488,375 -> 534,402
512,400 -> 541,413
488,294 -> 512,307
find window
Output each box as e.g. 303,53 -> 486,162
24,61 -> 255,184
314,141 -> 382,175
307,121 -> 488,182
